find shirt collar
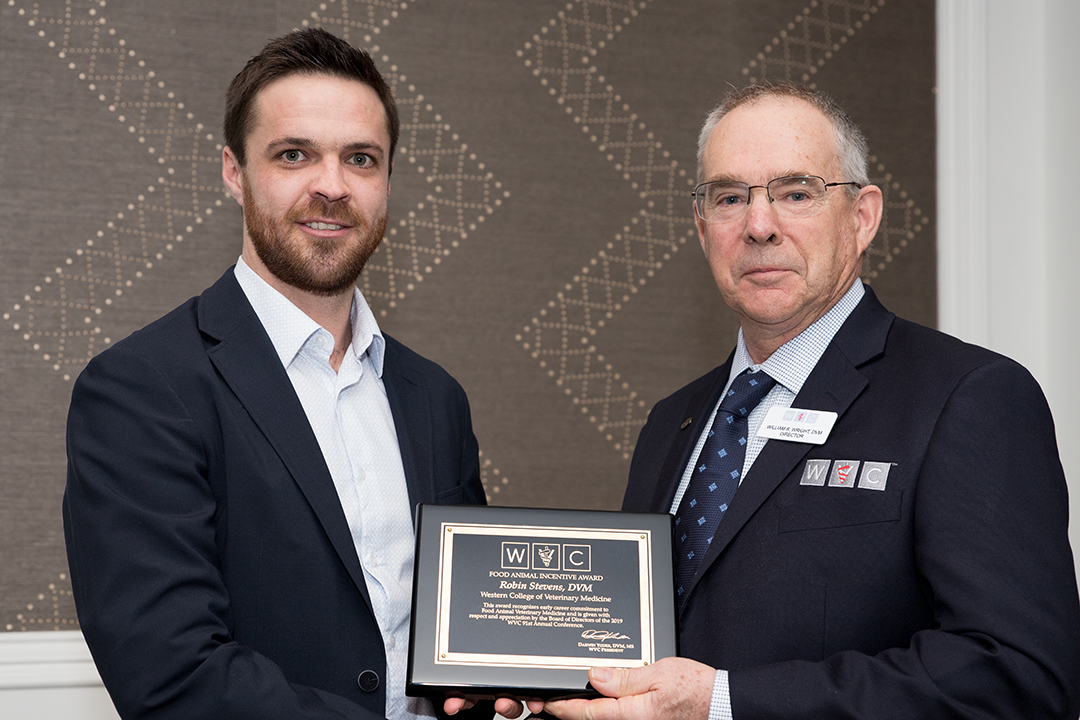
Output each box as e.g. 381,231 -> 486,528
233,256 -> 386,377
731,280 -> 865,394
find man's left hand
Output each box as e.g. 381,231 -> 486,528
542,657 -> 715,720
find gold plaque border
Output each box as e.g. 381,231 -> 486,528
435,523 -> 655,669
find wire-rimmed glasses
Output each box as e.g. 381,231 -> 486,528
692,175 -> 862,223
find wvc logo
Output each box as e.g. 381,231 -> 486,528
782,409 -> 820,424
501,542 -> 591,572
800,459 -> 894,490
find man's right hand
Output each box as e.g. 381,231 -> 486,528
542,657 -> 714,720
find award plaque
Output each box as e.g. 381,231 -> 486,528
407,504 -> 676,701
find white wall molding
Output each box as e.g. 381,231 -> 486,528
1043,0 -> 1080,587
0,631 -> 103,689
936,0 -> 989,344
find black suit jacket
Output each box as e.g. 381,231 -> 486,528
624,287 -> 1080,719
64,269 -> 488,719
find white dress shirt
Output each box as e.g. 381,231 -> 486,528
666,281 -> 864,720
235,257 -> 435,720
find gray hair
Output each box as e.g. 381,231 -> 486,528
696,81 -> 869,195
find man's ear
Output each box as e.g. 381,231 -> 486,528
852,184 -> 883,255
222,146 -> 245,205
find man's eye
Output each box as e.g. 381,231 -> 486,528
783,191 -> 810,203
282,150 -> 306,163
349,153 -> 374,167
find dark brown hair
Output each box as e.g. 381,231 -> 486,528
223,27 -> 399,171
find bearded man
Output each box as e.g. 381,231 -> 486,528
63,28 -> 515,720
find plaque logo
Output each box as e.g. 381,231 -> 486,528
501,541 -> 594,571
532,543 -> 560,570
501,542 -> 530,569
563,544 -> 592,572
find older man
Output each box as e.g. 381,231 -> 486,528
64,28 -> 519,720
546,83 -> 1080,719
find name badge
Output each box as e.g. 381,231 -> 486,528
757,406 -> 837,445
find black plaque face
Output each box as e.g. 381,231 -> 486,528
407,505 -> 676,701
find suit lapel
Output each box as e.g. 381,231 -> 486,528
197,271 -> 373,608
649,362 -> 733,514
381,337 -> 433,522
684,287 -> 894,603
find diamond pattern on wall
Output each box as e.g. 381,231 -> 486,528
864,157 -> 928,279
5,0 -> 224,381
518,0 -> 698,459
743,0 -> 885,84
3,574 -> 76,632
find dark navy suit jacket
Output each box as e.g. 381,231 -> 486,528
624,287 -> 1080,719
64,269 -> 488,719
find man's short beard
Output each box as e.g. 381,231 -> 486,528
243,183 -> 387,297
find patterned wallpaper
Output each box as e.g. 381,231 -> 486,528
0,0 -> 935,630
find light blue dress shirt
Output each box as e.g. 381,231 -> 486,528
667,281 -> 864,720
235,257 -> 436,720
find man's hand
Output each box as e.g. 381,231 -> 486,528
543,657 -> 715,720
443,695 -> 546,718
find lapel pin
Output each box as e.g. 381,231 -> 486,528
680,417 -> 693,430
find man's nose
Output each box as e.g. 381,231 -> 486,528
744,186 -> 779,244
309,160 -> 349,203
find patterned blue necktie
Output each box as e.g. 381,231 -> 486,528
674,370 -> 776,606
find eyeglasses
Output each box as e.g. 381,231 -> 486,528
691,175 -> 862,223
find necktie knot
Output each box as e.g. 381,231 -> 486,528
719,371 -> 777,417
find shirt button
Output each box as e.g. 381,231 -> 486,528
357,669 -> 380,692
388,636 -> 396,649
